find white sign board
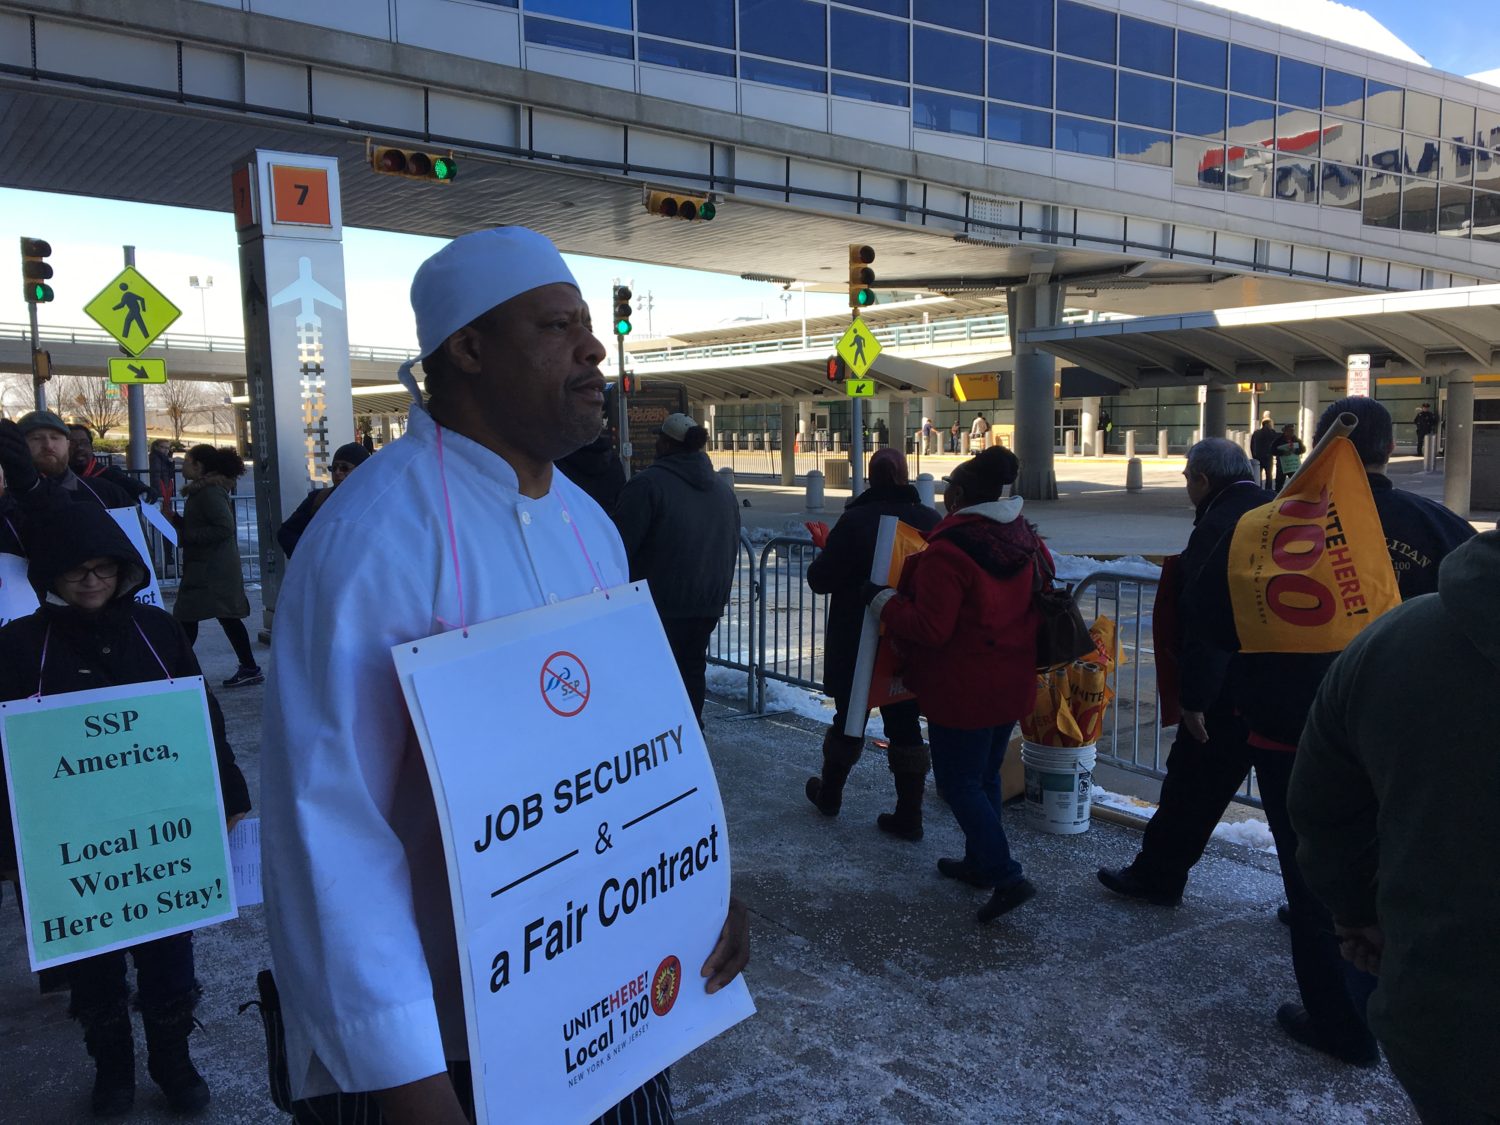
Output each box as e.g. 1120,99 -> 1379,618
1347,353 -> 1372,397
109,509 -> 165,611
0,552 -> 38,628
392,583 -> 753,1125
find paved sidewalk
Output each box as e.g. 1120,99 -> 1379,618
0,596 -> 1416,1122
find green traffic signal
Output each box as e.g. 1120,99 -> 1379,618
854,288 -> 874,307
31,282 -> 53,303
433,157 -> 456,181
614,318 -> 633,336
699,200 -> 716,221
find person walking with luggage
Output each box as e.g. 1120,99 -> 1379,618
862,446 -> 1046,923
803,447 -> 941,839
0,504 -> 250,1116
162,445 -> 262,688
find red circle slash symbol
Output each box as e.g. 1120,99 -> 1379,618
651,955 -> 682,1017
540,651 -> 590,717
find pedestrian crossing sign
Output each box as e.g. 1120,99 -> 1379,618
845,378 -> 875,397
836,317 -> 881,378
108,357 -> 167,385
83,267 -> 182,357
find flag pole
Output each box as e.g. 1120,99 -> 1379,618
1286,411 -> 1357,485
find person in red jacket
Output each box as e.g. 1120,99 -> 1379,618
864,445 -> 1046,923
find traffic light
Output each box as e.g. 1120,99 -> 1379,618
369,145 -> 458,183
20,237 -> 53,303
848,244 -> 875,309
825,355 -> 847,383
612,285 -> 633,336
620,373 -> 635,394
644,190 -> 716,221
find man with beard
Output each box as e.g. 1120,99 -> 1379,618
18,411 -> 134,510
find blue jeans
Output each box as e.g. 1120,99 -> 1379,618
928,721 -> 1023,889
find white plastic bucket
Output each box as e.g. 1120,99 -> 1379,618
1020,740 -> 1097,835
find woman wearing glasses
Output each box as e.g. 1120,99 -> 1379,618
0,503 -> 249,1116
274,442 -> 370,560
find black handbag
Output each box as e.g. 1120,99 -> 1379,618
1032,551 -> 1096,670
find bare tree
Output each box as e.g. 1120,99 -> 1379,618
151,379 -> 210,444
53,375 -> 125,439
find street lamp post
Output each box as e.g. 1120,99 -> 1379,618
188,275 -> 214,338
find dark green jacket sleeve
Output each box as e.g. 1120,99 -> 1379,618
1289,636 -> 1380,927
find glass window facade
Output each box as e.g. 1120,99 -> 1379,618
990,44 -> 1053,108
1057,1 -> 1115,63
914,27 -> 983,95
741,0 -> 824,65
512,0 -> 1500,242
831,10 -> 909,82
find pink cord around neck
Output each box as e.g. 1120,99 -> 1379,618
434,422 -> 469,637
557,491 -> 609,600
34,612 -> 177,700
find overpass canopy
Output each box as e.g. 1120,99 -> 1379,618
1021,285 -> 1500,389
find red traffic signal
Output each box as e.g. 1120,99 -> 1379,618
825,355 -> 847,383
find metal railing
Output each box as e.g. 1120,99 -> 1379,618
707,535 -> 759,709
139,494 -> 262,591
1,321 -> 413,364
754,537 -> 830,712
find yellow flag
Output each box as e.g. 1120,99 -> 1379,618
1228,436 -> 1399,653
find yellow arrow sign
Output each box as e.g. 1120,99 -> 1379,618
836,317 -> 882,378
845,378 -> 875,397
108,357 -> 167,385
84,267 -> 182,357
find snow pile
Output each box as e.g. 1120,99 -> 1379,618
1089,785 -> 1157,819
1052,554 -> 1163,582
1212,818 -> 1278,854
704,665 -> 898,740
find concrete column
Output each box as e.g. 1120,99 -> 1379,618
798,400 -> 812,451
1064,431 -> 1075,457
779,402 -> 796,486
1202,383 -> 1228,438
1444,371 -> 1475,516
887,399 -> 907,457
1080,397 -> 1100,456
1158,429 -> 1168,458
1298,381 -> 1320,448
1124,430 -> 1136,459
1007,282 -> 1065,500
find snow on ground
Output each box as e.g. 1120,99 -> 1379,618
1052,553 -> 1163,582
1212,818 -> 1279,853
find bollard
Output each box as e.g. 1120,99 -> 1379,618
1424,440 -> 1438,473
1094,429 -> 1105,457
1191,429 -> 1201,445
763,431 -> 773,452
915,472 -> 936,508
1124,430 -> 1136,459
1158,429 -> 1169,459
718,466 -> 735,494
805,469 -> 825,511
832,433 -> 842,453
1064,431 -> 1076,457
1126,457 -> 1143,492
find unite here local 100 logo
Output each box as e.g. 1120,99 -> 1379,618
540,651 -> 590,718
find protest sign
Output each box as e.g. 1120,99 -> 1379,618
139,499 -> 178,545
1227,435 -> 1398,653
0,552 -> 38,628
1,678 -> 236,970
108,508 -> 165,611
844,515 -> 929,736
229,816 -> 263,907
393,583 -> 754,1125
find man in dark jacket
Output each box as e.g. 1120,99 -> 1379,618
556,429 -> 626,513
612,412 -> 739,723
1098,438 -> 1271,906
69,424 -> 151,502
1176,396 -> 1475,1068
18,410 -> 134,510
1292,532 -> 1500,1125
1411,403 -> 1437,456
1249,414 -> 1278,489
149,438 -> 177,502
803,447 -> 940,839
0,502 -> 250,1116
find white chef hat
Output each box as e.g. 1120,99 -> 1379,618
398,226 -> 578,399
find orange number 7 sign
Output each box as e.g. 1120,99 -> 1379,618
270,165 -> 332,227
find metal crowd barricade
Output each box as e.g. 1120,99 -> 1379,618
706,534 -> 760,710
1072,570 -> 1260,809
140,495 -> 261,591
753,536 -> 827,713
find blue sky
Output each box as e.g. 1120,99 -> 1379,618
0,187 -> 843,350
1357,0 -> 1494,76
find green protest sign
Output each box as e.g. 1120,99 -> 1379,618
1,677 -> 236,970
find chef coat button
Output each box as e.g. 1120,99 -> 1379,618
101,646 -> 111,654
547,593 -> 559,604
562,510 -> 572,523
521,511 -> 532,525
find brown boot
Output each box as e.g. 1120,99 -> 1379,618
876,742 -> 930,841
806,728 -> 864,816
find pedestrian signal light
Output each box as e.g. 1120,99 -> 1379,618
620,373 -> 635,394
612,285 -> 633,336
20,236 -> 53,303
645,190 -> 716,221
32,348 -> 52,384
848,244 -> 875,309
825,355 -> 847,383
369,145 -> 458,183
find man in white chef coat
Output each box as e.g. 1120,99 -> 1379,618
261,227 -> 749,1124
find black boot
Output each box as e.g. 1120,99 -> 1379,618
142,992 -> 210,1115
876,742 -> 930,842
75,1000 -> 135,1117
806,729 -> 864,816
